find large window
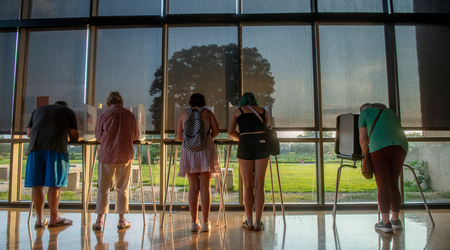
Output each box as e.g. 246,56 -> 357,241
0,31 -> 16,133
30,0 -> 90,18
0,143 -> 10,201
95,27 -> 163,132
167,26 -> 239,131
169,0 -> 236,14
403,142 -> 450,203
396,25 -> 450,128
24,29 -> 86,131
243,0 -> 310,13
98,0 -> 161,16
394,0 -> 450,13
242,25 -> 314,128
0,0 -> 21,20
318,0 -> 383,12
320,25 -> 389,128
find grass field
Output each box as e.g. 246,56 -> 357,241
9,159 -> 426,196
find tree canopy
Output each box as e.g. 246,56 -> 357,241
149,43 -> 275,130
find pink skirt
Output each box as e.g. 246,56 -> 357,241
178,135 -> 221,178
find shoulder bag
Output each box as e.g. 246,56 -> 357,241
246,105 -> 280,156
362,109 -> 384,179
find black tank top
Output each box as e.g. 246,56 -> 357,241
236,107 -> 266,134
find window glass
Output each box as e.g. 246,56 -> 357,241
404,142 -> 450,203
396,25 -> 450,128
0,0 -> 21,20
318,0 -> 383,12
98,0 -> 161,16
265,143 -> 317,204
243,0 -> 310,13
324,142 -> 377,203
95,27 -> 162,132
30,0 -> 90,18
169,0 -> 235,14
0,143 -> 10,201
320,25 -> 388,128
164,145 -> 239,204
166,27 -> 238,131
24,29 -> 86,131
21,144 -> 84,202
242,26 -> 314,128
393,0 -> 450,13
0,31 -> 16,133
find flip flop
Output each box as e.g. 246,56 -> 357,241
254,221 -> 265,231
92,221 -> 103,231
242,220 -> 254,230
48,218 -> 73,228
117,220 -> 131,230
35,218 -> 49,228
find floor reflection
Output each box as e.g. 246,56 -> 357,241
0,209 -> 447,249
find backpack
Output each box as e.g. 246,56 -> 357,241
183,107 -> 208,152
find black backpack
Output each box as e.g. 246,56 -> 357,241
183,107 -> 207,152
246,105 -> 280,156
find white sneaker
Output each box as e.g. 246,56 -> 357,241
202,221 -> 211,232
191,221 -> 201,232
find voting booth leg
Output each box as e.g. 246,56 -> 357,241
333,159 -> 357,227
28,200 -> 34,224
217,145 -> 231,227
137,146 -> 146,225
404,164 -> 435,226
274,156 -> 286,228
146,144 -> 157,215
85,145 -> 99,224
269,159 -> 276,217
161,145 -> 174,228
169,146 -> 179,216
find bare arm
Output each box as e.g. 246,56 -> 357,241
359,127 -> 369,157
69,128 -> 79,142
26,127 -> 31,138
209,111 -> 220,139
175,111 -> 185,142
227,110 -> 239,140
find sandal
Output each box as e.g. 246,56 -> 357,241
35,218 -> 49,228
117,220 -> 131,230
254,221 -> 265,231
242,220 -> 254,230
92,221 -> 103,230
48,218 -> 73,228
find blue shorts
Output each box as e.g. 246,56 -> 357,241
25,151 -> 70,188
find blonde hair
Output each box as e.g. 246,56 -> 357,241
107,91 -> 123,106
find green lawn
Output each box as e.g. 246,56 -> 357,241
15,160 -> 379,194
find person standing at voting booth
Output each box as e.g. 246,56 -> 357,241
358,103 -> 408,233
227,92 -> 270,231
93,92 -> 139,230
176,93 -> 221,232
25,101 -> 79,228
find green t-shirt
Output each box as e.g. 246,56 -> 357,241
358,108 -> 408,154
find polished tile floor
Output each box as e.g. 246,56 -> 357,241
0,208 -> 448,249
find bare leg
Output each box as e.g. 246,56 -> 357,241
381,213 -> 390,224
32,186 -> 45,224
48,187 -> 73,224
187,173 -> 200,223
391,212 -> 399,221
239,159 -> 255,220
254,158 -> 269,220
199,172 -> 212,222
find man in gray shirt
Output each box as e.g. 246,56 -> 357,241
25,101 -> 79,228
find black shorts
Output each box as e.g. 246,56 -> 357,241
237,133 -> 270,160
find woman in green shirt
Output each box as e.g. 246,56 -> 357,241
358,103 -> 408,233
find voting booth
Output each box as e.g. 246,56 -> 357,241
73,104 -> 97,141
